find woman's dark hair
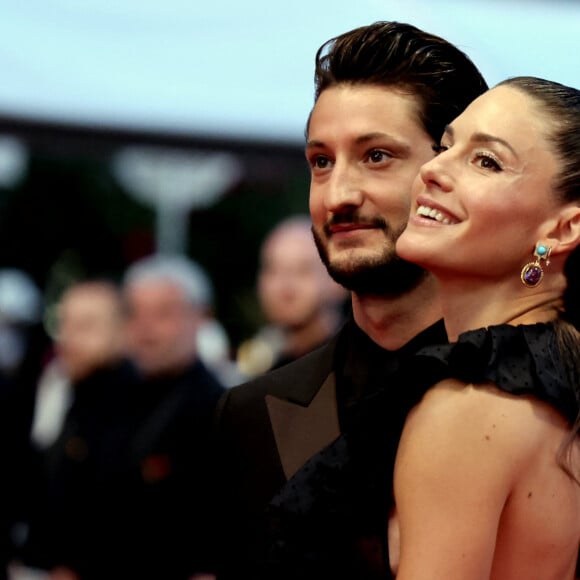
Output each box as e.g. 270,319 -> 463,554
501,77 -> 580,477
311,21 -> 489,142
555,316 -> 580,482
497,78 -> 580,331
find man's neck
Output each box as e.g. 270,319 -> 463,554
351,275 -> 442,351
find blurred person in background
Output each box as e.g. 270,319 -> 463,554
127,252 -> 237,386
0,269 -> 47,580
17,258 -> 225,580
53,280 -> 127,384
237,215 -> 347,378
121,253 -> 225,580
29,279 -> 130,453
15,279 -> 138,580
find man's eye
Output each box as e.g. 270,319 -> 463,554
432,144 -> 448,154
368,150 -> 391,163
311,155 -> 330,169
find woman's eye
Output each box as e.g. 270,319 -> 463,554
474,153 -> 502,172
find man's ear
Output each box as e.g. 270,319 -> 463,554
544,204 -> 580,256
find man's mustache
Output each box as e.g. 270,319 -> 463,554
323,211 -> 388,236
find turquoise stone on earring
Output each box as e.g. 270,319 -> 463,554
536,245 -> 547,257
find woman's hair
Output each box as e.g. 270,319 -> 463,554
555,318 -> 580,482
497,78 -> 580,331
501,77 -> 580,474
310,21 -> 488,142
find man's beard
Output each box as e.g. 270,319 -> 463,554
311,216 -> 427,297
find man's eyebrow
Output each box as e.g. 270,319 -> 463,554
443,125 -> 519,158
305,139 -> 324,149
306,132 -> 410,152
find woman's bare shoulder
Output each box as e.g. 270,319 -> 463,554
408,378 -> 569,436
400,378 -> 571,479
394,383 -> 580,580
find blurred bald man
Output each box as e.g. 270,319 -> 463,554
239,216 -> 347,377
121,254 -> 225,579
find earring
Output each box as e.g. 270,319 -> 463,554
520,242 -> 551,288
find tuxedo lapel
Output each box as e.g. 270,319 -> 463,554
266,371 -> 340,480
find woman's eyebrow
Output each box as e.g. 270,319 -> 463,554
471,132 -> 519,158
444,124 -> 519,158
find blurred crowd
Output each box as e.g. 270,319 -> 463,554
0,214 -> 347,580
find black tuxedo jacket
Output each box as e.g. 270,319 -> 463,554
213,327 -> 344,578
218,330 -> 341,495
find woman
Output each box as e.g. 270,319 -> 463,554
392,76 -> 580,579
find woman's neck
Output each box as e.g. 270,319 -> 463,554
438,274 -> 565,342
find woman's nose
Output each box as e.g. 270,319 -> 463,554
419,154 -> 454,193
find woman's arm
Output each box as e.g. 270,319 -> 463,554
393,379 -> 541,580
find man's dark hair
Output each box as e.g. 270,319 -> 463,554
312,21 -> 488,141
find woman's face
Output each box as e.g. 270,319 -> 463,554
397,85 -> 562,281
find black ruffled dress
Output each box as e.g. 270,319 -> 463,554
261,323 -> 579,579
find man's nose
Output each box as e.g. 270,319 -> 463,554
324,161 -> 365,212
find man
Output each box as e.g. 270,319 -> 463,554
213,21 -> 488,578
238,214 -> 347,377
54,280 -> 127,382
30,279 -> 128,451
19,280 -> 137,579
124,253 -> 213,378
121,253 -> 225,579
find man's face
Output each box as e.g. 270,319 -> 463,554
258,224 -> 345,330
307,84 -> 436,295
124,281 -> 200,377
56,285 -> 125,382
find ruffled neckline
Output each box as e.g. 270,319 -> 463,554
413,322 -> 578,423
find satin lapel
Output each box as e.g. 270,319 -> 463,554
265,371 -> 340,480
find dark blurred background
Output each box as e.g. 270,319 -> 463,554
0,123 -> 309,348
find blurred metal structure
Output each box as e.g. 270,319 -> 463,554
113,146 -> 242,254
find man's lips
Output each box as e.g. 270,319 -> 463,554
327,222 -> 378,234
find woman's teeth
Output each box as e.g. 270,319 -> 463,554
416,205 -> 452,224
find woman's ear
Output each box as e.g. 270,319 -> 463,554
545,204 -> 580,256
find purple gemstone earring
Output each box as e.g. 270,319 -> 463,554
520,242 -> 551,288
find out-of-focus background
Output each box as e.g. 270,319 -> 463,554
0,0 -> 578,351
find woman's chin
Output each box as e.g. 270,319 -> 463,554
396,231 -> 428,266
